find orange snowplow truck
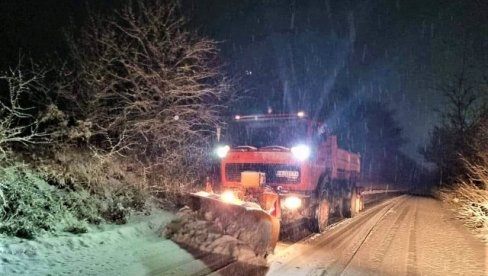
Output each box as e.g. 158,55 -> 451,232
189,112 -> 362,255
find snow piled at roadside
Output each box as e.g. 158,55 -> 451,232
0,209 -> 210,276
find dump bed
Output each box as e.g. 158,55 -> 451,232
324,136 -> 360,180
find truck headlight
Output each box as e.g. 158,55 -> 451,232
221,190 -> 236,203
283,196 -> 302,209
291,145 -> 310,161
215,145 -> 230,158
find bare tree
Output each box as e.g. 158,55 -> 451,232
0,64 -> 49,159
60,0 -> 232,191
437,73 -> 487,133
422,71 -> 488,185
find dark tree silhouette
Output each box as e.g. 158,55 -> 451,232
421,73 -> 488,185
330,100 -> 416,189
54,0 -> 233,192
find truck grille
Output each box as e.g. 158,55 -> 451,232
225,163 -> 301,184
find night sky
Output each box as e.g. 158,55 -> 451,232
0,0 -> 487,163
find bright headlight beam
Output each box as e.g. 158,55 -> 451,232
221,190 -> 236,203
215,145 -> 230,158
284,196 -> 302,209
291,145 -> 310,161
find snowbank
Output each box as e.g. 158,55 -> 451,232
0,209 -> 212,275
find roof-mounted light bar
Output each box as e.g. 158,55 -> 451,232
232,111 -> 307,121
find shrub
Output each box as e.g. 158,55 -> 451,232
440,183 -> 488,230
63,221 -> 89,234
0,165 -> 64,238
0,165 -> 104,238
61,190 -> 103,225
31,148 -> 151,222
439,153 -> 488,237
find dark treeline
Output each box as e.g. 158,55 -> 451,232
0,0 -> 231,238
0,0 -> 486,189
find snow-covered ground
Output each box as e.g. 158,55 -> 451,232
0,209 -> 212,276
1,196 -> 486,276
266,196 -> 487,276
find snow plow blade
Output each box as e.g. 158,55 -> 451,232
165,191 -> 280,261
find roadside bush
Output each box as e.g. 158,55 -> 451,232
440,183 -> 488,229
439,154 -> 488,238
98,182 -> 149,224
0,162 -> 153,239
63,222 -> 89,234
27,145 -> 151,218
0,166 -> 75,239
61,190 -> 103,225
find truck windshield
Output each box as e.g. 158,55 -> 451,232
226,119 -> 309,148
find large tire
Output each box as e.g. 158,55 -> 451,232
357,197 -> 363,212
310,200 -> 330,233
344,187 -> 359,218
337,196 -> 345,218
350,190 -> 360,217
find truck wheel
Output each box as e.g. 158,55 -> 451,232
342,197 -> 351,218
350,190 -> 360,217
359,195 -> 365,211
344,189 -> 359,218
356,197 -> 363,212
310,200 -> 329,233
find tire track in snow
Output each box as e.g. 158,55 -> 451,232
406,197 -> 418,276
321,197 -> 407,274
367,204 -> 409,270
338,196 -> 408,275
315,196 -> 407,250
266,196 -> 407,275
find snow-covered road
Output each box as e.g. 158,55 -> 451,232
263,195 -> 487,276
1,196 -> 486,276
